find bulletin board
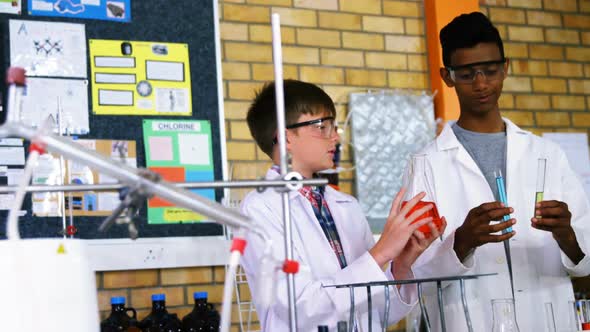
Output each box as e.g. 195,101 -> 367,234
0,0 -> 229,268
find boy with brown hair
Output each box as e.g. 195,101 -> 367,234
240,79 -> 445,331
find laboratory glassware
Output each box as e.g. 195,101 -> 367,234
491,298 -> 520,332
535,158 -> 547,218
402,154 -> 443,236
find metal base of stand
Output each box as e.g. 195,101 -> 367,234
324,273 -> 497,332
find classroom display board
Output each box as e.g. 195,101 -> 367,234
89,39 -> 192,116
0,0 -> 225,242
29,0 -> 131,22
143,119 -> 215,224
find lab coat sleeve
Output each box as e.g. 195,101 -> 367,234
240,194 -> 417,330
557,148 -> 590,277
364,211 -> 419,311
411,228 -> 476,279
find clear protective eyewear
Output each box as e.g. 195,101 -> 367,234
286,116 -> 338,139
447,59 -> 507,84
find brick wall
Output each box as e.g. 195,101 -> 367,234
480,0 -> 590,135
97,2 -> 427,330
221,0 -> 429,198
96,1 -> 590,331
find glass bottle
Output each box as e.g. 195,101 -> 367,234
139,293 -> 182,332
182,291 -> 220,331
491,299 -> 520,332
101,296 -> 140,332
402,154 -> 442,236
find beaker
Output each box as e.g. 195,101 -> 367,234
535,158 -> 547,218
402,154 -> 442,236
491,298 -> 520,332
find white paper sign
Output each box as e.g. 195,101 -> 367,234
10,19 -> 87,78
543,133 -> 590,199
0,0 -> 21,14
0,147 -> 25,165
0,168 -> 25,185
543,133 -> 590,175
22,78 -> 90,135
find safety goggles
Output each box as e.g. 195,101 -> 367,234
447,59 -> 507,84
272,116 -> 338,145
286,116 -> 338,139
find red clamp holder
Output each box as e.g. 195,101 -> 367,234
230,237 -> 247,255
282,259 -> 299,274
6,67 -> 26,86
66,225 -> 78,236
29,142 -> 47,155
58,225 -> 78,237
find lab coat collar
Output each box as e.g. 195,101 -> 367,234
264,168 -> 353,202
436,117 -> 528,152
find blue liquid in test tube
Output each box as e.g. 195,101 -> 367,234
495,170 -> 513,233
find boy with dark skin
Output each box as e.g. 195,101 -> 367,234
408,12 -> 590,330
443,33 -> 584,265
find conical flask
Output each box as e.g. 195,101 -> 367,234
491,299 -> 520,332
402,154 -> 442,236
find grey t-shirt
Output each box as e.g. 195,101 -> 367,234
452,122 -> 507,200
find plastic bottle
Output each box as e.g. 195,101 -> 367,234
182,292 -> 220,331
139,294 -> 182,332
101,296 -> 140,332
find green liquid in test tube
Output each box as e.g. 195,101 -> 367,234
535,158 -> 547,218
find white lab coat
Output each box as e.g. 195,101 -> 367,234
411,118 -> 590,331
240,169 -> 418,331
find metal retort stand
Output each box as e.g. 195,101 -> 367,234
1,14 -> 317,329
323,273 -> 497,332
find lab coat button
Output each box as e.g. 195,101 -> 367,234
496,257 -> 505,264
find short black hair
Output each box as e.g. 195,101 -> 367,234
440,12 -> 504,67
246,80 -> 336,158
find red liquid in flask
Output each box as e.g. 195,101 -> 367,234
401,201 -> 443,236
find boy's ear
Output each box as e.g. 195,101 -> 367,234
440,67 -> 455,88
503,58 -> 510,80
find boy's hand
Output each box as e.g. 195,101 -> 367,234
392,218 -> 447,280
532,200 -> 584,264
369,188 -> 433,267
454,202 -> 516,261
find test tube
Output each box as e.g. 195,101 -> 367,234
494,170 -> 512,233
581,299 -> 590,330
535,158 -> 547,218
569,300 -> 582,331
544,302 -> 557,332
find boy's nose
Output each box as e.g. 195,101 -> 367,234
472,72 -> 487,90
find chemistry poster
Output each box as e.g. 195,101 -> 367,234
21,77 -> 90,135
142,120 -> 214,224
9,19 -> 87,78
29,0 -> 131,22
90,39 -> 192,116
